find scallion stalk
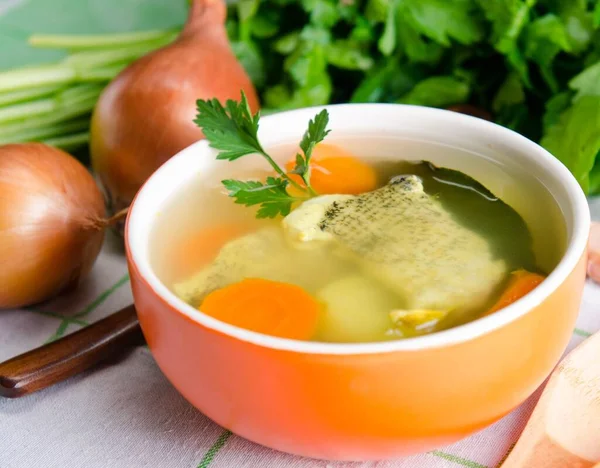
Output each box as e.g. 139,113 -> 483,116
64,34 -> 176,69
0,98 -> 56,123
0,65 -> 77,93
0,118 -> 89,145
77,63 -> 128,82
28,29 -> 177,50
43,132 -> 89,151
0,85 -> 64,107
0,95 -> 99,136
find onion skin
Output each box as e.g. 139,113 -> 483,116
0,144 -> 105,309
90,0 -> 259,218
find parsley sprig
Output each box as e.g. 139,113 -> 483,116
195,91 -> 330,218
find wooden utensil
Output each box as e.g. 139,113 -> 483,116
502,330 -> 600,467
0,304 -> 144,398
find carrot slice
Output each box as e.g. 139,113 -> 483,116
172,224 -> 249,279
285,143 -> 377,195
199,278 -> 320,340
483,269 -> 546,317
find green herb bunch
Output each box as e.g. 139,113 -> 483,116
226,0 -> 600,193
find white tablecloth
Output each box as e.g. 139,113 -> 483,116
1,200 -> 599,468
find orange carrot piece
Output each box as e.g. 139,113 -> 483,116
200,278 -> 320,340
172,224 -> 248,279
483,270 -> 546,317
285,143 -> 377,195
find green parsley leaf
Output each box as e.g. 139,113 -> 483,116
194,92 -> 264,161
299,109 -> 330,157
397,76 -> 470,107
290,153 -> 307,176
545,0 -> 594,53
222,177 -> 301,218
589,161 -> 600,195
378,1 -> 397,56
231,41 -> 266,88
569,60 -> 600,101
294,109 -> 330,190
541,95 -> 600,192
523,14 -> 572,91
476,0 -> 535,85
493,72 -> 525,112
401,0 -> 484,47
196,92 -> 332,218
542,91 -> 572,130
326,40 -> 374,71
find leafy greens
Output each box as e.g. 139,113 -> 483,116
224,0 -> 600,194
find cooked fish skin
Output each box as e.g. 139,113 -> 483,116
284,175 -> 507,312
175,174 -> 507,314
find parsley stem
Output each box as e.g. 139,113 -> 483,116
306,185 -> 318,197
258,150 -> 309,193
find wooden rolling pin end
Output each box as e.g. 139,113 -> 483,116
502,433 -> 596,468
502,331 -> 600,468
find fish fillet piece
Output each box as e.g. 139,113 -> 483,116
173,226 -> 349,306
283,175 -> 507,311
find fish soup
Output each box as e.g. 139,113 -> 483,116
151,137 -> 565,343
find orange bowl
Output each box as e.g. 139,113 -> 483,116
125,104 -> 590,461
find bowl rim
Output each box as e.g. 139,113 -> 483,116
125,103 -> 590,355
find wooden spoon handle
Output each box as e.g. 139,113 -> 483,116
0,304 -> 143,398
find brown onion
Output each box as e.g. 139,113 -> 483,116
0,143 -> 106,309
90,0 -> 259,222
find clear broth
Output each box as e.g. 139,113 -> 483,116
150,138 -> 567,342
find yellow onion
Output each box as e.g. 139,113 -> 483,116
0,143 -> 106,308
90,0 -> 259,223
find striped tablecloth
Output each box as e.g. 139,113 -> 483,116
1,1 -> 599,463
1,200 -> 599,468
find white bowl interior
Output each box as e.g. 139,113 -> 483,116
127,104 -> 590,354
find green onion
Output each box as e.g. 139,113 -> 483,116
64,35 -> 176,69
0,65 -> 77,93
0,118 -> 89,145
0,27 -> 177,150
0,99 -> 56,124
28,29 -> 178,50
42,132 -> 89,151
77,64 -> 128,82
0,85 -> 64,107
0,95 -> 99,137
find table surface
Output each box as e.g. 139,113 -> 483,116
2,203 -> 599,468
1,1 -> 600,467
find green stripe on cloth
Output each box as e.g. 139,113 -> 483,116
573,327 -> 592,338
73,273 -> 130,319
495,442 -> 516,467
44,272 -> 130,343
190,433 -> 488,468
431,450 -> 489,468
45,319 -> 71,344
197,430 -> 232,468
30,308 -> 89,326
